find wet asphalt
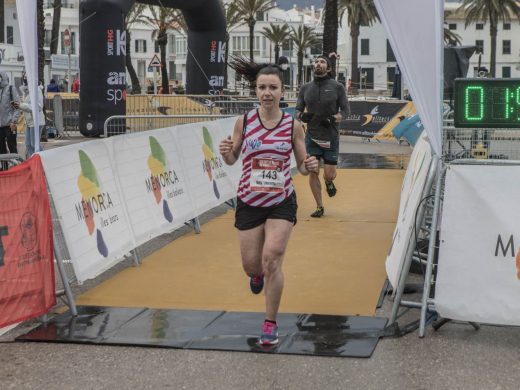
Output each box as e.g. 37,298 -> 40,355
3,133 -> 520,390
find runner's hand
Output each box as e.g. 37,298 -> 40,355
219,135 -> 234,157
304,154 -> 319,173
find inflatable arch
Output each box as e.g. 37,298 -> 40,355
79,0 -> 227,136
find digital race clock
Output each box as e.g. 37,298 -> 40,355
454,78 -> 520,128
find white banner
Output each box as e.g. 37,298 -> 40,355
374,0 -> 444,156
109,129 -> 197,246
386,134 -> 433,287
436,164 -> 520,326
40,141 -> 135,282
172,117 -> 242,216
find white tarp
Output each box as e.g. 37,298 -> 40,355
436,164 -> 520,326
374,0 -> 444,156
16,0 -> 40,152
385,134 -> 433,287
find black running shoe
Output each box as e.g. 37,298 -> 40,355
325,181 -> 337,197
250,274 -> 264,294
310,206 -> 324,218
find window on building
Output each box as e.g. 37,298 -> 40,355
137,60 -> 146,78
449,23 -> 457,30
44,30 -> 52,47
168,35 -> 175,54
476,23 -> 484,30
60,31 -> 76,54
176,38 -> 187,57
503,40 -> 511,55
503,23 -> 511,30
256,11 -> 264,21
169,62 -> 176,81
387,67 -> 396,89
6,26 -> 14,44
154,40 -> 160,53
475,40 -> 484,54
502,66 -> 511,78
361,39 -> 370,55
386,39 -> 396,62
360,68 -> 374,89
310,40 -> 323,55
135,39 -> 147,53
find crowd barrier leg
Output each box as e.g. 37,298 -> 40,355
54,238 -> 78,317
389,160 -> 438,325
419,156 -> 444,337
185,217 -> 201,234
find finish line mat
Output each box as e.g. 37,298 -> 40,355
17,306 -> 388,358
75,169 -> 404,316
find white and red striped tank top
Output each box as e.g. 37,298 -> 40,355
238,109 -> 294,207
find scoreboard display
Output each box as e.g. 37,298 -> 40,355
454,78 -> 520,128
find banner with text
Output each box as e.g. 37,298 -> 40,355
40,140 -> 135,282
339,101 -> 407,138
386,134 -> 433,288
436,164 -> 520,326
0,155 -> 55,328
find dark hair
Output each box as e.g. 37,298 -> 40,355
229,55 -> 283,89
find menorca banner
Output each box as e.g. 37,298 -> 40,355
79,0 -> 227,137
0,156 -> 55,328
339,101 -> 407,137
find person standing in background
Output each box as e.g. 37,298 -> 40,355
19,81 -> 45,157
0,71 -> 21,159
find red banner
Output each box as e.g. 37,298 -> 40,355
0,155 -> 55,328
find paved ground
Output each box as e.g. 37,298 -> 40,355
4,132 -> 520,390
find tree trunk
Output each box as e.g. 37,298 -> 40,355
274,44 -> 280,64
125,30 -> 141,94
489,21 -> 497,77
51,0 -> 62,55
297,51 -> 303,87
350,24 -> 360,95
159,34 -> 169,94
37,0 -> 45,83
248,20 -> 255,63
323,0 -> 338,76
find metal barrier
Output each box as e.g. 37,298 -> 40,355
103,114 -> 237,137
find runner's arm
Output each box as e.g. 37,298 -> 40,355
293,120 -> 318,175
219,116 -> 244,165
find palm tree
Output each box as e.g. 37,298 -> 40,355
50,1 -> 62,55
290,25 -> 319,87
444,10 -> 462,46
234,0 -> 275,63
125,3 -> 146,94
142,5 -> 185,94
323,0 -> 339,75
339,0 -> 379,94
261,23 -> 290,64
458,0 -> 520,77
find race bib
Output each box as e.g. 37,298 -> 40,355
250,157 -> 285,193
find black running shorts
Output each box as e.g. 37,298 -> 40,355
234,192 -> 298,231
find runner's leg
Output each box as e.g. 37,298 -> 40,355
262,218 -> 293,321
238,224 -> 265,278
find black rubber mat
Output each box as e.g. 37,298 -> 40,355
17,306 -> 388,358
337,153 -> 409,169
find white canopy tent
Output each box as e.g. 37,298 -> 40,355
374,0 -> 444,156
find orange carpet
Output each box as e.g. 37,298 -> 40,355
77,169 -> 404,316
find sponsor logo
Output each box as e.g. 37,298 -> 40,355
275,141 -> 291,152
209,40 -> 226,63
494,234 -> 520,280
201,126 -> 225,199
245,138 -> 262,150
146,136 -> 183,223
107,88 -> 126,104
20,212 -> 37,252
107,72 -> 126,85
107,29 -> 126,56
362,106 -> 380,126
209,75 -> 224,87
75,150 -> 115,257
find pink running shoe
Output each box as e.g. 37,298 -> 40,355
259,321 -> 279,346
250,274 -> 264,294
